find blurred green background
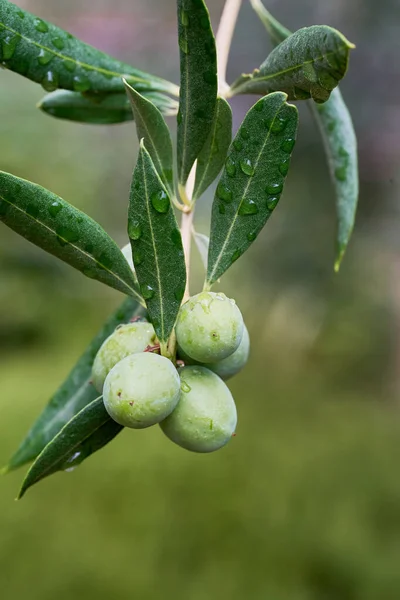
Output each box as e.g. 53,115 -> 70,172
1,1 -> 400,598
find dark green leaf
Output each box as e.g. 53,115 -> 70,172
4,297 -> 144,473
193,97 -> 232,201
311,90 -> 359,271
177,0 -> 218,185
206,92 -> 298,286
18,398 -> 122,498
0,171 -> 142,302
0,0 -> 178,95
251,1 -> 358,270
124,81 -> 174,196
229,25 -> 354,103
38,90 -> 179,125
128,141 -> 186,349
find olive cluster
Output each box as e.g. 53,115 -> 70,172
92,292 -> 249,453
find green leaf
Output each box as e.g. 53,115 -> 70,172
250,1 -> 358,270
0,0 -> 178,96
18,398 -> 122,498
4,297 -> 144,473
193,97 -> 233,201
124,82 -> 174,196
229,25 -> 355,103
206,92 -> 298,286
128,141 -> 186,348
38,90 -> 179,125
0,171 -> 142,302
177,0 -> 218,185
193,230 -> 209,271
311,90 -> 359,271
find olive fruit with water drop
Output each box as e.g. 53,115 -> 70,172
160,366 -> 237,453
175,291 -> 244,363
103,353 -> 180,428
92,322 -> 157,393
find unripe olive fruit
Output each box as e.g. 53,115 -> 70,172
175,291 -> 244,363
160,366 -> 237,453
92,322 -> 157,393
103,353 -> 180,428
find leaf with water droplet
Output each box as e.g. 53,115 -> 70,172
0,0 -> 179,96
251,1 -> 359,271
18,398 -> 123,498
177,0 -> 218,185
229,24 -> 354,104
38,89 -> 178,125
193,97 -> 232,201
207,92 -> 298,286
128,141 -> 186,348
4,297 -> 143,474
0,171 -> 142,302
124,82 -> 174,197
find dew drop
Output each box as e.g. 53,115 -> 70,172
128,221 -> 142,240
41,70 -> 58,91
265,182 -> 283,195
37,48 -> 53,65
247,231 -> 257,242
26,203 -> 39,219
233,139 -> 243,152
56,226 -> 79,245
177,110 -> 183,125
63,59 -> 76,73
266,196 -> 279,210
281,138 -> 296,153
231,249 -> 241,263
34,18 -> 49,33
219,203 -> 226,215
17,10 -> 25,19
279,158 -> 290,176
335,166 -> 347,182
327,121 -> 336,133
179,38 -> 189,54
203,70 -> 217,85
133,250 -> 143,265
240,127 -> 250,140
52,37 -> 65,50
240,158 -> 255,176
254,100 -> 264,112
180,9 -> 189,26
151,189 -> 170,213
2,35 -> 18,60
181,381 -> 191,393
271,116 -> 288,134
238,198 -> 258,216
174,286 -> 185,302
141,284 -> 155,300
225,156 -> 236,177
48,201 -> 63,217
73,75 -> 91,92
171,228 -> 182,248
216,182 -> 233,203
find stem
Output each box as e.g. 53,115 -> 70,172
216,0 -> 243,95
181,208 -> 194,303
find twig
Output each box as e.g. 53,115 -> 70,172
180,164 -> 196,301
216,0 -> 243,95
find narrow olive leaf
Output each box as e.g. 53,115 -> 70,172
4,298 -> 144,473
229,25 -> 355,103
0,171 -> 142,302
0,0 -> 178,96
124,81 -> 174,196
18,398 -> 122,498
38,90 -> 179,125
193,97 -> 233,201
177,0 -> 218,185
311,90 -> 359,270
250,2 -> 359,270
206,92 -> 298,286
128,141 -> 186,348
193,230 -> 210,271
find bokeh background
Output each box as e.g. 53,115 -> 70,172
1,1 -> 399,598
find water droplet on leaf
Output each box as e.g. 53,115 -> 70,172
216,182 -> 233,203
279,158 -> 290,176
180,9 -> 190,26
2,35 -> 18,60
56,226 -> 79,245
219,203 -> 226,214
240,127 -> 250,140
335,166 -> 347,181
179,38 -> 189,54
48,201 -> 63,217
38,49 -> 53,65
41,71 -> 58,91
128,221 -> 142,240
233,139 -> 243,152
63,60 -> 76,73
141,284 -> 155,300
240,158 -> 255,176
281,138 -> 295,153
181,381 -> 191,393
133,250 -> 143,265
225,157 -> 236,177
265,182 -> 283,195
238,198 -> 258,215
151,189 -> 169,213
34,18 -> 49,33
247,231 -> 257,241
73,75 -> 91,92
266,196 -> 279,210
52,37 -> 65,50
231,249 -> 241,263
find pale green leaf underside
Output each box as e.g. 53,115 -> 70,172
207,92 -> 298,285
229,25 -> 354,104
0,0 -> 178,95
128,142 -> 186,344
193,230 -> 210,271
18,398 -> 122,498
251,0 -> 358,269
38,89 -> 178,125
193,97 -> 233,201
5,298 -> 144,473
0,171 -> 142,303
125,81 -> 174,196
177,0 -> 218,184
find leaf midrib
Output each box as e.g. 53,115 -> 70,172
207,99 -> 285,284
179,22 -> 191,183
0,192 -> 143,304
